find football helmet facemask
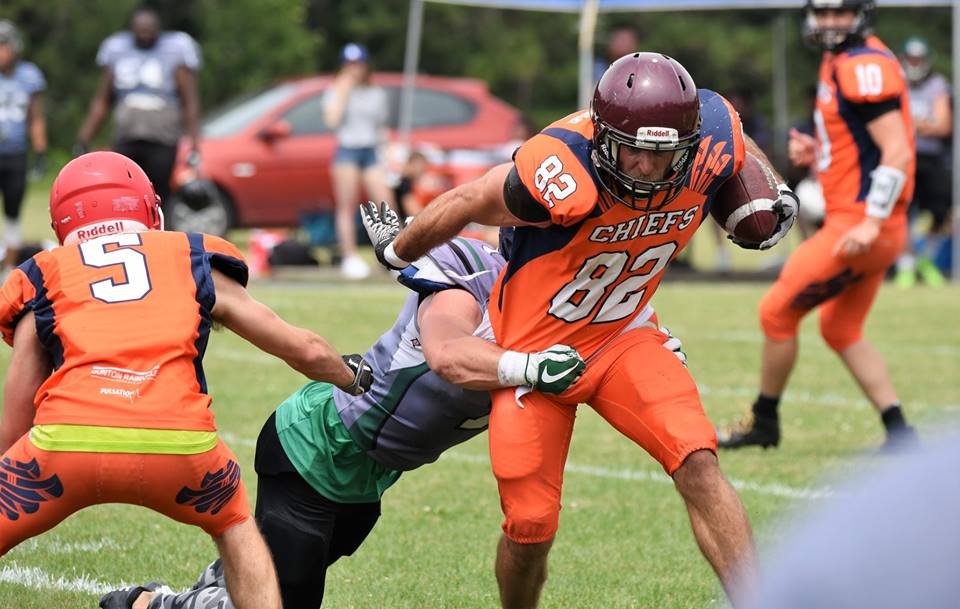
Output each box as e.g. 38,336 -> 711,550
802,0 -> 875,52
591,52 -> 701,211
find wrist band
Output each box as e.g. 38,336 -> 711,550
865,165 -> 906,219
384,242 -> 410,269
497,351 -> 531,387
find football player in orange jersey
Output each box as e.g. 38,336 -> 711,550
717,0 -> 918,453
0,152 -> 373,609
363,53 -> 799,608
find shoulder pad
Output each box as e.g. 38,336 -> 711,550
398,238 -> 504,305
835,51 -> 905,103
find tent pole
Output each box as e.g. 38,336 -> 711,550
953,0 -> 960,281
400,0 -> 425,149
578,0 -> 600,109
772,11 -> 789,170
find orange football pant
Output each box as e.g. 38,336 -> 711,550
759,217 -> 907,352
0,435 -> 251,555
489,326 -> 717,544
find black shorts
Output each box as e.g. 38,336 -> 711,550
0,153 -> 27,220
911,153 -> 952,230
113,139 -> 179,204
254,413 -> 381,609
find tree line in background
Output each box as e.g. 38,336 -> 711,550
1,0 -> 953,155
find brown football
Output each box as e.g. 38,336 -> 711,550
710,152 -> 780,245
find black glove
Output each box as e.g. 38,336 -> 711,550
360,201 -> 409,270
340,354 -> 374,396
72,141 -> 89,158
30,152 -> 47,180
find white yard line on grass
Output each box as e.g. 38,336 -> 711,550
220,430 -> 830,499
0,562 -> 125,596
443,452 -> 832,501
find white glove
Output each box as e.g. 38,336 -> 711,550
659,327 -> 687,367
730,184 -> 799,251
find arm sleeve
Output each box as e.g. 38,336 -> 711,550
398,237 -> 505,307
202,234 -> 249,287
0,265 -> 39,347
503,166 -> 551,223
690,90 -> 746,196
511,133 -> 600,226
835,54 -> 906,104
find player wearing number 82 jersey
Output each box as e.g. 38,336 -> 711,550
365,52 -> 797,607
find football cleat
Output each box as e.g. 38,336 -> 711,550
717,413 -> 780,449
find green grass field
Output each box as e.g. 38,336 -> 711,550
0,185 -> 958,608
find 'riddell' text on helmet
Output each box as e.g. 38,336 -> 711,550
50,151 -> 163,245
591,52 -> 701,211
803,0 -> 875,52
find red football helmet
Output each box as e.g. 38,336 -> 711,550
591,52 -> 701,210
50,151 -> 163,245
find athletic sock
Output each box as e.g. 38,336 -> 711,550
881,404 -> 907,434
752,394 -> 781,421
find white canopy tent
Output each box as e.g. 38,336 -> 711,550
400,0 -> 960,278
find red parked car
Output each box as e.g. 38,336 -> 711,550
167,72 -> 523,235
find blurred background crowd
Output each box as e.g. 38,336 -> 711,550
0,0 -> 954,282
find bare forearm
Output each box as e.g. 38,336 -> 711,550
284,329 -> 354,386
78,100 -> 109,144
744,134 -> 785,183
426,335 -> 505,390
393,188 -> 478,262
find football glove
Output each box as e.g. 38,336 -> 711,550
728,184 -> 799,251
659,326 -> 687,367
340,354 -> 374,396
499,344 -> 586,394
360,201 -> 409,270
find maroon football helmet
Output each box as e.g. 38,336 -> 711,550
591,52 -> 701,210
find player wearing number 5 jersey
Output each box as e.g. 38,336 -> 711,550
718,0 -> 919,453
0,152 -> 373,609
363,52 -> 799,608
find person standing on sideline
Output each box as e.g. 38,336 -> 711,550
717,0 -> 918,452
0,20 -> 46,273
893,36 -> 952,288
323,43 -> 394,280
75,5 -> 202,207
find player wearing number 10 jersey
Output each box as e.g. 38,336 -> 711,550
364,52 -> 799,608
0,152 -> 372,609
718,0 -> 918,452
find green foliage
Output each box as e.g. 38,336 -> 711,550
0,3 -> 954,154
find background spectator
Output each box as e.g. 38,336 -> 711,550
322,42 -> 393,280
593,27 -> 638,84
75,5 -> 202,208
0,19 -> 46,274
895,36 -> 953,288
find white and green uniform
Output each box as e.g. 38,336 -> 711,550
274,237 -> 505,503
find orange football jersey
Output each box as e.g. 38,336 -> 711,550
814,35 -> 916,223
0,231 -> 248,432
491,89 -> 745,358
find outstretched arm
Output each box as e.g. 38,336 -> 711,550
381,163 -> 523,267
210,270 -> 357,389
417,290 -> 584,394
1,312 -> 50,452
76,68 -> 114,150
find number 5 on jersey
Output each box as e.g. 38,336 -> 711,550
534,155 -> 577,208
79,234 -> 152,303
